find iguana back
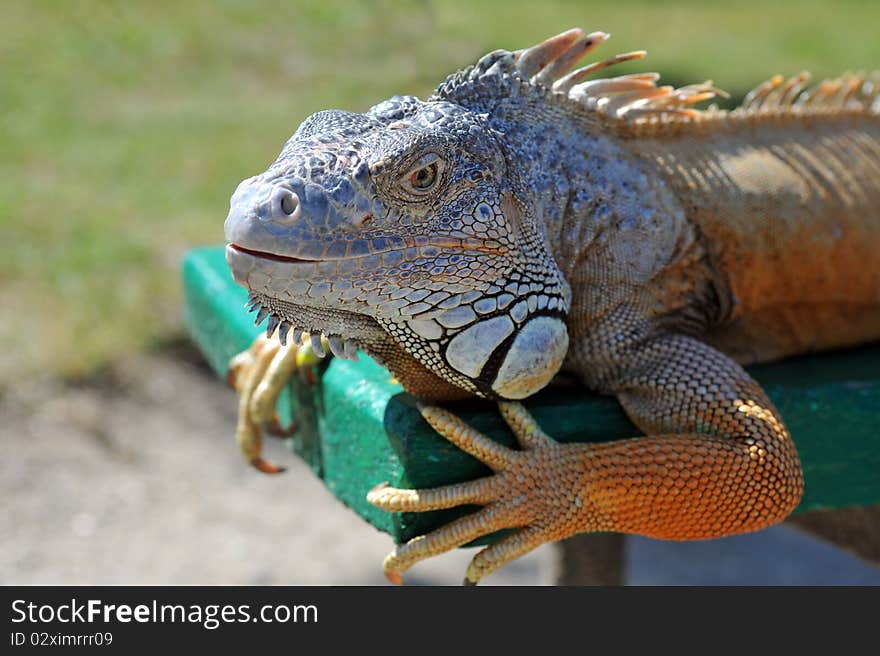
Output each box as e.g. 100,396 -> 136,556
633,110 -> 880,364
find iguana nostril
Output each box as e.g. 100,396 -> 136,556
279,190 -> 299,216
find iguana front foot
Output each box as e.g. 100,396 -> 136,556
367,402 -> 591,585
227,331 -> 326,473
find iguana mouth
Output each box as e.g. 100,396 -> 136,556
226,245 -> 382,360
230,238 -> 507,263
228,243 -> 320,264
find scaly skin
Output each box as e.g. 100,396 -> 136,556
223,29 -> 879,584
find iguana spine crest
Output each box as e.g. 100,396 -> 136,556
436,27 -> 879,136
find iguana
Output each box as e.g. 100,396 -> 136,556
223,28 -> 880,584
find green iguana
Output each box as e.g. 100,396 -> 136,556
223,29 -> 880,584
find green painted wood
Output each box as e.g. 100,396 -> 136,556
183,246 -> 880,544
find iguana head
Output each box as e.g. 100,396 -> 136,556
226,28 -> 696,400
224,39 -> 590,401
225,89 -> 569,399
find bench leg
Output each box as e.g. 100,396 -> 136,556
548,533 -> 626,586
790,504 -> 880,566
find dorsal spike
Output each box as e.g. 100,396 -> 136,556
660,81 -> 727,106
553,50 -> 648,94
778,72 -> 811,106
806,79 -> 841,106
840,74 -> 866,106
603,86 -> 676,117
514,28 -> 585,78
435,28 -> 879,129
568,75 -> 658,102
742,74 -> 784,110
533,31 -> 609,85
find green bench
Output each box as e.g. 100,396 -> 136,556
182,245 -> 880,563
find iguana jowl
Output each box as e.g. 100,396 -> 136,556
223,29 -> 880,584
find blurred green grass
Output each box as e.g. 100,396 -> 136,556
1,0 -> 878,382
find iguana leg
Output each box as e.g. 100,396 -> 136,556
227,333 -> 325,473
368,336 -> 804,585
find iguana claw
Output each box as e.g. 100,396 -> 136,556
227,330 -> 327,473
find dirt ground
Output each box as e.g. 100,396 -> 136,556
0,344 -> 552,585
2,343 -> 879,586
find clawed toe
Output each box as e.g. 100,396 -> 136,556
229,331 -> 320,473
368,402 -> 583,584
379,506 -> 516,584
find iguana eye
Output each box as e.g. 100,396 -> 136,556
410,164 -> 437,189
402,153 -> 444,196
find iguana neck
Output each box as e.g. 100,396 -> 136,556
490,99 -> 697,332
